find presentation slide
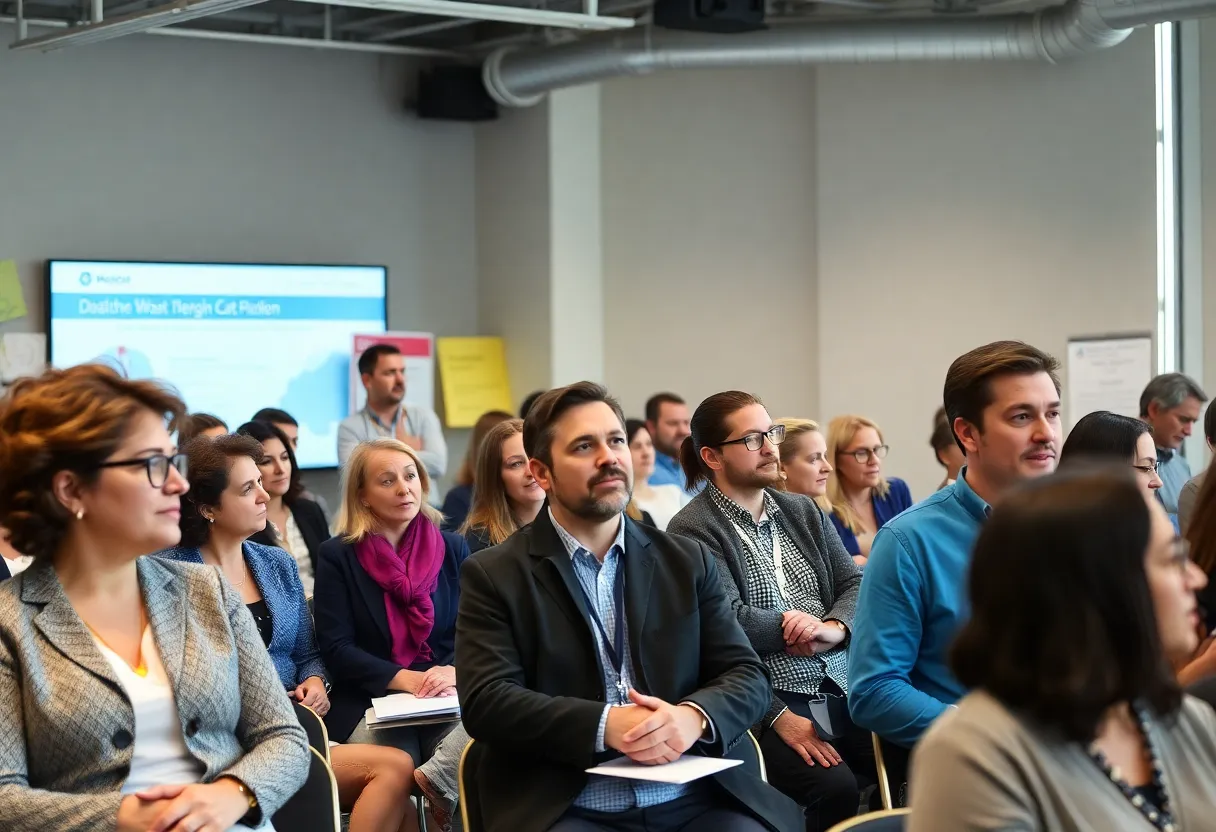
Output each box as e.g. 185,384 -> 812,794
48,260 -> 387,469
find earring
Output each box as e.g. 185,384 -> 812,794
207,516 -> 214,524
75,508 -> 84,520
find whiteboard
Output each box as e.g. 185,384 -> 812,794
1066,335 -> 1154,429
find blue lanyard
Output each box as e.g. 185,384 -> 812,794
576,554 -> 628,704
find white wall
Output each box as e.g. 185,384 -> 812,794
816,33 -> 1158,499
0,31 -> 478,504
600,67 -> 819,424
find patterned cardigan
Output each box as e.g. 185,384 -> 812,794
667,486 -> 862,729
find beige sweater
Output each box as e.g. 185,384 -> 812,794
909,690 -> 1216,832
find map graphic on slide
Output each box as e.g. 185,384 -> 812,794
99,346 -> 155,379
281,353 -> 350,436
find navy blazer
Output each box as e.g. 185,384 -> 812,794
157,541 -> 328,689
314,530 -> 470,740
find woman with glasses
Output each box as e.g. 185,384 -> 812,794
0,364 -> 307,831
160,434 -> 423,832
775,418 -> 834,501
822,415 -> 913,567
236,420 -> 331,594
909,469 -> 1216,831
1059,410 -> 1164,499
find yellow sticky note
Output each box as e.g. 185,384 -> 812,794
0,261 -> 27,323
437,337 -> 514,428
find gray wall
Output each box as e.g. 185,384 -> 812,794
0,31 -> 479,506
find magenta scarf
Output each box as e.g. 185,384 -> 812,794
354,516 -> 446,668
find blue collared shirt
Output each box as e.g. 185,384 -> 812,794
549,510 -> 691,812
847,468 -> 988,748
1157,446 -> 1192,515
648,452 -> 703,499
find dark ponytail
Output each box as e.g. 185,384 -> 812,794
683,391 -> 764,491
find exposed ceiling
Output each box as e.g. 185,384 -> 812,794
0,0 -> 1056,59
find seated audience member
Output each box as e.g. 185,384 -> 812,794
667,394 -> 870,832
1140,372 -> 1207,517
1059,411 -> 1164,500
909,470 -> 1216,831
0,364 -> 307,830
849,341 -> 1061,753
456,382 -> 802,832
250,407 -> 330,517
441,410 -> 514,533
1178,401 -> 1216,533
459,418 -> 545,555
412,417 -> 546,828
236,420 -> 330,594
0,526 -> 32,579
161,434 -> 420,832
929,407 -> 964,490
774,418 -> 833,501
625,419 -> 684,530
338,344 -> 447,478
1183,469 -> 1216,636
176,411 -> 228,444
645,392 -> 697,497
822,415 -> 912,567
315,438 -> 468,767
519,390 -> 546,420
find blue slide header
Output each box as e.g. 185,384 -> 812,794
52,294 -> 384,321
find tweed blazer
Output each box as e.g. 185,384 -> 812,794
667,486 -> 862,727
159,540 -> 328,689
0,556 -> 309,831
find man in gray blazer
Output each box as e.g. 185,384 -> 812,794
667,391 -> 871,832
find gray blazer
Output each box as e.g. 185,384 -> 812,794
0,556 -> 309,832
909,690 -> 1216,832
667,487 -> 862,727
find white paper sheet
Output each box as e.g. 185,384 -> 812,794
1066,335 -> 1153,429
0,332 -> 46,382
586,755 -> 743,784
370,692 -> 460,723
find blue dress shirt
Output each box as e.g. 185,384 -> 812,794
648,452 -> 703,500
1157,447 -> 1192,516
847,470 -> 987,748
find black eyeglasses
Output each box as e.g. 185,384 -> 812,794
843,445 -> 889,464
719,425 -> 786,452
95,453 -> 188,488
1133,460 -> 1160,475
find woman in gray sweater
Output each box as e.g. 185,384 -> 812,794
910,469 -> 1216,832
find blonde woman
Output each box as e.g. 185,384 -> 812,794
824,415 -> 913,567
774,418 -> 834,500
459,419 -> 544,554
440,409 -> 514,533
314,438 -> 469,764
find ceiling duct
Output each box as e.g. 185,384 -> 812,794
483,0 -> 1216,106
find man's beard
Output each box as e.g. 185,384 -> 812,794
553,467 -> 633,521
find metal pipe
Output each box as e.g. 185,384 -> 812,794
482,0 -> 1213,106
91,0 -> 104,22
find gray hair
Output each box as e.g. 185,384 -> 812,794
1139,373 -> 1208,417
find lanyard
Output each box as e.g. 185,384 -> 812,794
576,556 -> 629,704
731,519 -> 788,602
366,406 -> 403,436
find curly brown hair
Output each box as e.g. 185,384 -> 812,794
0,364 -> 186,561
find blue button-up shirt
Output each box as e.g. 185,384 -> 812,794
1157,446 -> 1192,515
550,510 -> 692,812
648,452 -> 703,500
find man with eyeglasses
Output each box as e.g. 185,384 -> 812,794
847,341 -> 1061,805
668,392 -> 871,832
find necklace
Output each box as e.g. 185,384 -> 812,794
85,606 -> 148,678
1088,704 -> 1177,832
228,562 -> 248,589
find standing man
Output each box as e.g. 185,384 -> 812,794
645,393 -> 694,496
849,341 -> 1062,756
1140,372 -> 1208,517
457,382 -> 802,832
667,391 -> 871,832
337,344 -> 447,478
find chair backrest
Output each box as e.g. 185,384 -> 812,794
872,733 -> 892,810
872,733 -> 912,810
272,746 -> 341,832
294,701 -> 331,764
458,738 -> 483,832
827,808 -> 911,831
735,730 -> 767,782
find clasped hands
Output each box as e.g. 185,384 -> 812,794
117,778 -> 250,832
604,689 -> 705,766
782,610 -> 846,657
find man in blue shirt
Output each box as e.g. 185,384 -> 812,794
1139,372 -> 1207,518
848,341 -> 1063,754
645,392 -> 697,496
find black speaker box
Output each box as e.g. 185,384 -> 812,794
653,0 -> 765,33
415,66 -> 499,122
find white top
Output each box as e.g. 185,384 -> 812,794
3,555 -> 32,577
633,483 -> 685,531
94,628 -> 272,831
283,513 -> 313,595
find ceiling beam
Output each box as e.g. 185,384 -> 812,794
292,0 -> 634,30
8,0 -> 270,49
